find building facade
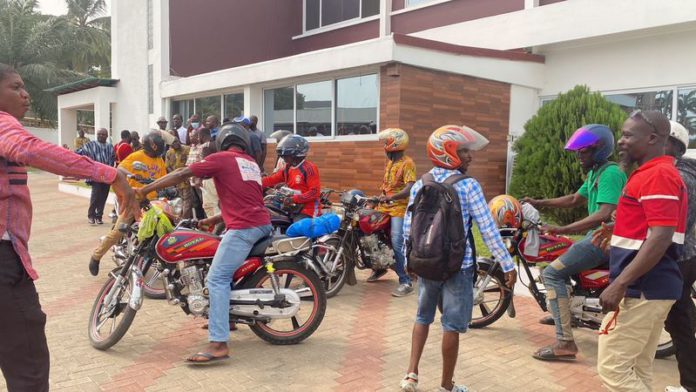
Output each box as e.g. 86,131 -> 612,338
56,0 -> 696,197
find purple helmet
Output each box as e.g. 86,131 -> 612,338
564,124 -> 614,163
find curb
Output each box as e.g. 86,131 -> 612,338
58,181 -> 116,205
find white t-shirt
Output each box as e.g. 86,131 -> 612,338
177,127 -> 188,144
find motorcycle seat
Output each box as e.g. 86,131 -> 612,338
249,235 -> 274,257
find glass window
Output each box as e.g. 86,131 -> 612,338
322,0 -> 359,26
296,81 -> 332,137
336,74 -> 378,136
406,0 -> 435,6
677,87 -> 696,149
194,96 -> 221,122
306,0 -> 320,30
264,87 -> 295,136
171,99 -> 193,123
223,93 -> 244,122
604,90 -> 673,118
361,0 -> 380,16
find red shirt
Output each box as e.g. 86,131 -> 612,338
115,141 -> 133,164
0,111 -> 118,279
262,160 -> 321,217
610,155 -> 687,300
189,150 -> 270,230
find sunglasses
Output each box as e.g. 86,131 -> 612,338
630,110 -> 659,134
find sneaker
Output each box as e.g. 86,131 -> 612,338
88,218 -> 96,225
399,373 -> 418,392
438,382 -> 470,392
367,269 -> 387,282
95,218 -> 104,225
392,283 -> 414,297
665,387 -> 688,392
89,258 -> 100,276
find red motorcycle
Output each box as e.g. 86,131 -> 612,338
472,200 -> 678,358
87,202 -> 327,350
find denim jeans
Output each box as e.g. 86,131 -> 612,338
415,267 -> 474,332
390,216 -> 411,285
207,225 -> 272,342
543,231 -> 608,341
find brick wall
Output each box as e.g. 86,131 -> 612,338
264,63 -> 511,201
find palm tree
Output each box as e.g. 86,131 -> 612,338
60,0 -> 110,76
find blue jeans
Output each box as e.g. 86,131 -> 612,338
415,268 -> 474,332
207,225 -> 273,342
543,231 -> 608,341
391,216 -> 411,285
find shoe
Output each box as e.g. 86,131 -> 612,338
438,382 -> 470,392
392,283 -> 414,297
89,258 -> 100,276
95,218 -> 104,225
539,315 -> 555,325
88,218 -> 95,225
367,269 -> 387,282
665,387 -> 688,392
400,373 -> 418,392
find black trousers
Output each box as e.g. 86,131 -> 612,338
88,182 -> 111,220
665,259 -> 696,392
0,242 -> 49,392
191,187 -> 207,219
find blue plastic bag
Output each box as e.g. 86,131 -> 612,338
286,213 -> 341,238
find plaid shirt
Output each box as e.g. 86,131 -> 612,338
0,111 -> 117,279
403,167 -> 515,272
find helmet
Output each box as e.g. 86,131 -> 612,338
340,189 -> 365,208
270,130 -> 292,143
378,128 -> 409,152
564,124 -> 614,163
488,195 -> 523,229
669,121 -> 689,152
427,125 -> 489,169
276,134 -> 309,158
216,123 -> 250,153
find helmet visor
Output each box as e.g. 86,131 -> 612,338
565,128 -> 600,151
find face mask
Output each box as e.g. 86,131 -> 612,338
191,122 -> 200,128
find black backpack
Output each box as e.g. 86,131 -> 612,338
406,173 -> 474,281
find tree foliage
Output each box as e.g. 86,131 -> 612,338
508,85 -> 627,225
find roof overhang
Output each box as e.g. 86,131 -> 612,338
46,77 -> 119,95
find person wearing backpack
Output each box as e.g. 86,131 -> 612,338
400,125 -> 517,392
521,124 -> 627,362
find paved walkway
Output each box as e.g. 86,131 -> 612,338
0,173 -> 680,391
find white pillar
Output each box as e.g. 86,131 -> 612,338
379,0 -> 392,37
58,108 -> 77,149
94,97 -> 111,138
524,0 -> 539,9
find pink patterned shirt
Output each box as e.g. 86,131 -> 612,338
0,111 -> 118,279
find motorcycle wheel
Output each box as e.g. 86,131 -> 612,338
316,238 -> 350,298
246,261 -> 327,345
655,328 -> 675,359
136,256 -> 166,300
88,274 -> 137,350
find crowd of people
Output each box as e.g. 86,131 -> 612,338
0,62 -> 694,392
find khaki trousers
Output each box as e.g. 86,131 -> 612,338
597,296 -> 675,392
92,214 -> 134,261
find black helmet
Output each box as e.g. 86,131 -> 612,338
276,134 -> 309,158
216,123 -> 250,153
340,189 -> 365,208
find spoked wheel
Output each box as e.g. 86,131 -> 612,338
246,261 -> 327,345
315,238 -> 350,298
469,263 -> 512,328
88,274 -> 137,350
136,256 -> 166,300
655,328 -> 675,359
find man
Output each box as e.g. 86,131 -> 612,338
76,128 -> 116,225
368,128 -> 417,297
205,115 -> 220,139
522,124 -> 626,361
156,116 -> 168,131
137,123 -> 272,364
130,131 -> 142,151
165,136 -> 193,219
187,127 -> 212,219
250,115 -> 267,171
114,130 -> 133,165
89,131 -> 168,276
596,110 -> 686,392
172,114 -> 188,145
0,64 -> 138,392
234,116 -> 264,167
74,129 -> 89,150
400,125 -> 516,392
262,134 -> 321,221
269,130 -> 292,173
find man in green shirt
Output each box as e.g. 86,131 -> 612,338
522,124 -> 627,361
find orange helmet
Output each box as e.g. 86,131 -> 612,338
427,125 -> 489,169
378,128 -> 409,152
488,195 -> 523,229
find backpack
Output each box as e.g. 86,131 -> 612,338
406,173 -> 475,281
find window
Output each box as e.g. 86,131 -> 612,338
406,0 -> 436,6
604,90 -> 672,118
264,87 -> 295,135
304,0 -> 380,31
171,99 -> 193,122
224,93 -> 244,121
147,65 -> 153,114
195,96 -> 221,122
296,81 -> 332,137
678,87 -> 696,149
147,0 -> 153,50
336,74 -> 378,135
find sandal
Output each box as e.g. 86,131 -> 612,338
186,352 -> 230,365
532,346 -> 576,361
400,373 -> 418,392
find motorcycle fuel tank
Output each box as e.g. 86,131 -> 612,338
156,230 -> 220,263
519,234 -> 573,263
358,209 -> 390,234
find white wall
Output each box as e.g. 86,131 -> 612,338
26,126 -> 59,145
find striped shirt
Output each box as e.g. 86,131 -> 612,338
77,140 -> 116,168
403,167 -> 515,272
0,111 -> 117,279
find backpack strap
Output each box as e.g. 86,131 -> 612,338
592,161 -> 617,189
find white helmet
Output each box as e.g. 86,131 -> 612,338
669,121 -> 689,152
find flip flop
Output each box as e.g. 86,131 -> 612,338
532,346 -> 576,362
186,352 -> 230,365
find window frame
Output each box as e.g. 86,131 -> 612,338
302,0 -> 380,34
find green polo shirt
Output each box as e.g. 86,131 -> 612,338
577,162 -> 626,215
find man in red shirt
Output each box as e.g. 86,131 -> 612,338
597,110 -> 686,391
262,135 -> 321,221
0,64 -> 139,391
137,123 -> 272,365
114,129 -> 133,165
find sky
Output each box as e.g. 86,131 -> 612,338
38,0 -> 111,16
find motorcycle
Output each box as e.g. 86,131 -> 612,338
264,187 -> 334,234
470,201 -> 683,359
88,200 -> 327,350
